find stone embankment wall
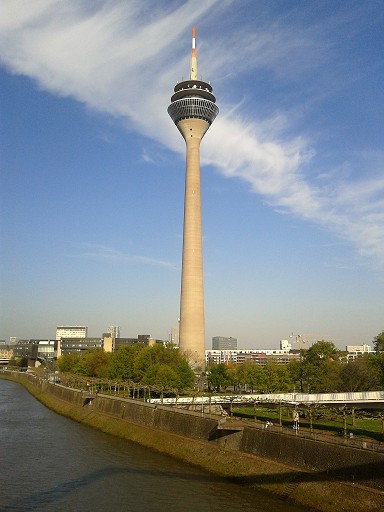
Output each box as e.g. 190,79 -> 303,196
3,372 -> 384,512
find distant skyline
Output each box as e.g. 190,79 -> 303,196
1,1 -> 383,349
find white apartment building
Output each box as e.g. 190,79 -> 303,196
205,348 -> 297,366
56,326 -> 88,340
169,323 -> 180,347
346,344 -> 372,360
107,326 -> 120,339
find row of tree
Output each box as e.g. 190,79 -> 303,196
11,332 -> 384,395
55,343 -> 195,392
209,333 -> 384,394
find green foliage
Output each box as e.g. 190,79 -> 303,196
299,341 -> 342,393
207,364 -> 231,391
141,363 -> 179,388
373,331 -> 384,353
232,405 -> 384,442
57,350 -> 112,377
176,358 -> 195,389
235,363 -> 266,392
54,338 -> 384,394
7,357 -> 27,368
208,361 -> 293,394
264,361 -> 292,393
132,344 -> 194,389
339,355 -> 381,392
82,349 -> 112,378
56,353 -> 82,373
246,364 -> 267,392
287,340 -> 384,393
108,345 -> 141,380
55,344 -> 194,391
370,352 -> 384,389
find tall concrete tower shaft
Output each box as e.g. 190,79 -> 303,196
168,28 -> 219,366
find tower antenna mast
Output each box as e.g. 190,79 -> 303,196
190,26 -> 197,80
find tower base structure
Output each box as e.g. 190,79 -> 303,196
177,118 -> 210,367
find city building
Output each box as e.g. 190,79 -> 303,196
114,338 -> 142,350
0,345 -> 13,366
212,337 -> 238,350
205,348 -> 298,366
13,339 -> 39,364
167,27 -> 219,366
102,333 -> 114,353
9,339 -> 57,366
346,344 -> 372,361
57,337 -> 102,357
107,325 -> 120,339
56,326 -> 88,340
37,340 -> 56,362
169,321 -> 180,347
114,335 -> 158,351
280,339 -> 292,351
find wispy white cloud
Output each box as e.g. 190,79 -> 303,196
77,244 -> 177,270
1,0 -> 383,266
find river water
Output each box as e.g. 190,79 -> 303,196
0,379 -> 309,511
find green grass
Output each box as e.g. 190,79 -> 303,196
232,405 -> 384,442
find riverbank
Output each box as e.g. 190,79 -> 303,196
3,372 -> 384,512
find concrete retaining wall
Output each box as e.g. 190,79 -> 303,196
43,381 -> 218,441
239,426 -> 384,489
42,380 -> 384,490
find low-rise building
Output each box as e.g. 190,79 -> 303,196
212,336 -> 238,350
346,344 -> 372,361
56,326 -> 88,340
37,340 -> 57,362
114,335 -> 161,351
205,348 -> 298,366
13,339 -> 39,365
57,337 -> 102,357
0,345 -> 13,365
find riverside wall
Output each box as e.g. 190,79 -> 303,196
3,372 -> 384,512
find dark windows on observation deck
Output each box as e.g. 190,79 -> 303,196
168,97 -> 219,125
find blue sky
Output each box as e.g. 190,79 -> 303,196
1,0 -> 383,349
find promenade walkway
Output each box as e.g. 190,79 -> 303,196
149,390 -> 384,408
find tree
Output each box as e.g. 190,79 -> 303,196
246,364 -> 267,393
300,341 -> 342,393
226,364 -> 241,393
82,349 -> 112,378
131,344 -> 194,391
370,352 -> 384,389
373,331 -> 384,353
288,359 -> 304,392
262,360 -> 292,393
339,355 -> 381,392
174,358 -> 195,390
133,344 -> 179,382
56,353 -> 82,373
235,362 -> 259,393
304,340 -> 340,363
142,363 -> 179,388
207,364 -> 230,392
109,345 -> 139,380
8,357 -> 27,368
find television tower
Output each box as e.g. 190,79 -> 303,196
168,27 -> 219,366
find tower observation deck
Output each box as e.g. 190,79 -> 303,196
168,27 -> 218,367
168,80 -> 219,125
